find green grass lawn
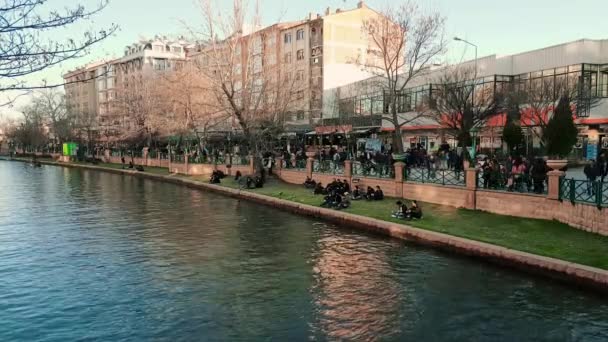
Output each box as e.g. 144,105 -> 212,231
188,175 -> 608,270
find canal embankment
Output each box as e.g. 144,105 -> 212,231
8,158 -> 608,292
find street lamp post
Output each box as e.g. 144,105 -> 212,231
454,37 -> 478,78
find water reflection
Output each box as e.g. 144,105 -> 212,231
1,161 -> 608,342
311,230 -> 404,340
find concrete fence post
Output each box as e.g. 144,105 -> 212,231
276,156 -> 283,177
547,170 -> 565,200
249,154 -> 255,175
306,157 -> 314,180
184,154 -> 189,175
142,147 -> 149,167
465,168 -> 478,190
104,149 -> 110,163
393,162 -> 405,198
344,160 -> 352,178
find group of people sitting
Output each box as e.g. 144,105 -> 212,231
209,170 -> 226,184
392,200 -> 423,220
121,157 -> 144,171
235,170 -> 264,189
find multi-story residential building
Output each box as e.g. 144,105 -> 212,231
334,38 -> 608,158
63,36 -> 193,139
190,1 -> 387,134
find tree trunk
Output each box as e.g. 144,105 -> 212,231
391,103 -> 404,153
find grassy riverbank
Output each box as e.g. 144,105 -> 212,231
186,174 -> 608,270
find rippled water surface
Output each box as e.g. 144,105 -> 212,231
1,161 -> 607,341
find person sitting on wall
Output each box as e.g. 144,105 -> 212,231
342,180 -> 351,194
374,186 -> 384,201
351,186 -> 363,200
304,177 -> 317,189
392,201 -> 407,219
235,170 -> 242,181
135,165 -> 144,172
365,186 -> 375,200
314,182 -> 325,195
407,200 -> 423,219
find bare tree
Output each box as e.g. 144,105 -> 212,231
508,75 -> 600,147
32,89 -> 75,149
359,1 -> 446,153
192,0 -> 299,171
430,67 -> 505,149
109,71 -> 164,148
0,0 -> 117,94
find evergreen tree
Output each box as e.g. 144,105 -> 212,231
502,104 -> 523,155
543,96 -> 578,158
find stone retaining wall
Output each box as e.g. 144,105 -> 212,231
25,159 -> 608,292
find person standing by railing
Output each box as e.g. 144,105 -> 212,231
598,153 -> 607,183
584,160 -> 600,195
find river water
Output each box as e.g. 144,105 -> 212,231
0,161 -> 607,341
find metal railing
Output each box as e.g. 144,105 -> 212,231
352,161 -> 394,178
560,178 -> 608,208
313,160 -> 344,175
281,158 -> 307,170
477,171 -> 547,195
404,167 -> 465,187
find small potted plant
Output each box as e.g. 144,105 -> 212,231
544,96 -> 577,170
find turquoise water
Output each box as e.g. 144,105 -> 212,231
0,161 -> 607,341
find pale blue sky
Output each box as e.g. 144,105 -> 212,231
2,0 -> 607,117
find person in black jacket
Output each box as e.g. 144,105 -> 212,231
584,160 -> 600,195
374,186 -> 384,201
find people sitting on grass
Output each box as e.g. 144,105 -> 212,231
342,180 -> 350,193
235,170 -> 242,181
135,165 -> 144,172
338,192 -> 351,210
365,186 -> 375,200
304,177 -> 317,189
392,201 -> 407,219
245,176 -> 255,189
409,200 -> 422,219
128,161 -> 134,169
374,186 -> 384,200
321,190 -> 342,208
210,170 -> 222,184
351,186 -> 363,200
314,182 -> 325,195
254,175 -> 264,188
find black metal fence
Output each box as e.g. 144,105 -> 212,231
477,172 -> 548,195
313,160 -> 344,175
404,167 -> 465,187
352,161 -> 394,178
560,178 -> 608,208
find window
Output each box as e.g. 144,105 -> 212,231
284,52 -> 292,64
266,35 -> 276,46
296,70 -> 304,81
284,72 -> 291,81
172,46 -> 182,53
253,56 -> 262,73
296,110 -> 305,120
235,44 -> 241,55
296,29 -> 304,40
267,54 -> 276,65
311,28 -> 317,35
296,90 -> 304,100
284,33 -> 292,44
234,81 -> 242,91
313,57 -> 320,64
153,58 -> 169,71
153,45 -> 163,52
297,49 -> 304,61
253,36 -> 262,54
233,64 -> 242,75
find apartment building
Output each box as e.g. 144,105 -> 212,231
63,36 -> 193,138
190,1 -> 385,133
335,38 -> 608,157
